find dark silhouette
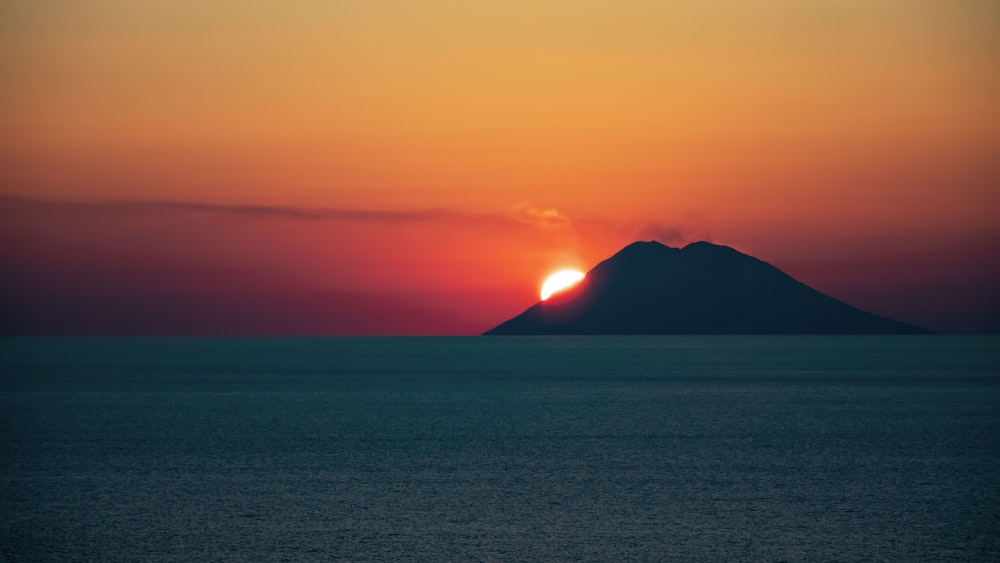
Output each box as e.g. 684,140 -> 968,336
485,241 -> 930,334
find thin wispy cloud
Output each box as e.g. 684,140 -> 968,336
508,204 -> 572,229
0,195 -> 500,225
1,195 -> 711,247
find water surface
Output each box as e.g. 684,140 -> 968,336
2,336 -> 998,560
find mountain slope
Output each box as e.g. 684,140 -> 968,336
484,241 -> 930,335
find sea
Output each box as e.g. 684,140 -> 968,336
1,336 -> 998,561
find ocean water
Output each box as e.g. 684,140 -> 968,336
1,336 -> 998,561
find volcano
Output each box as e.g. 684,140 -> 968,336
484,241 -> 930,335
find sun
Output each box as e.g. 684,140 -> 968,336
540,270 -> 585,301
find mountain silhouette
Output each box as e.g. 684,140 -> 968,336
484,241 -> 930,335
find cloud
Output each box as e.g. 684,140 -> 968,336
508,203 -> 572,229
0,195 -> 711,247
0,195 -> 591,236
0,194 -> 498,225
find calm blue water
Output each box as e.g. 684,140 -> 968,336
2,336 -> 998,561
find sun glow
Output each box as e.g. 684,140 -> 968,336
540,270 -> 585,301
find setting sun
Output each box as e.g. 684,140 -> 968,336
540,270 -> 585,301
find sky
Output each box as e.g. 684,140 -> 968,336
1,0 -> 998,334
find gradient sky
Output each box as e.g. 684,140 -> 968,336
1,0 -> 998,334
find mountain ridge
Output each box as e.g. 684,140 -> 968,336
484,240 -> 930,335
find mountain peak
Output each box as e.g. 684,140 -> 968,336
484,240 -> 929,335
682,240 -> 727,251
615,240 -> 674,254
625,240 -> 671,249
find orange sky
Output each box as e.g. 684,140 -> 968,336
1,0 -> 998,333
